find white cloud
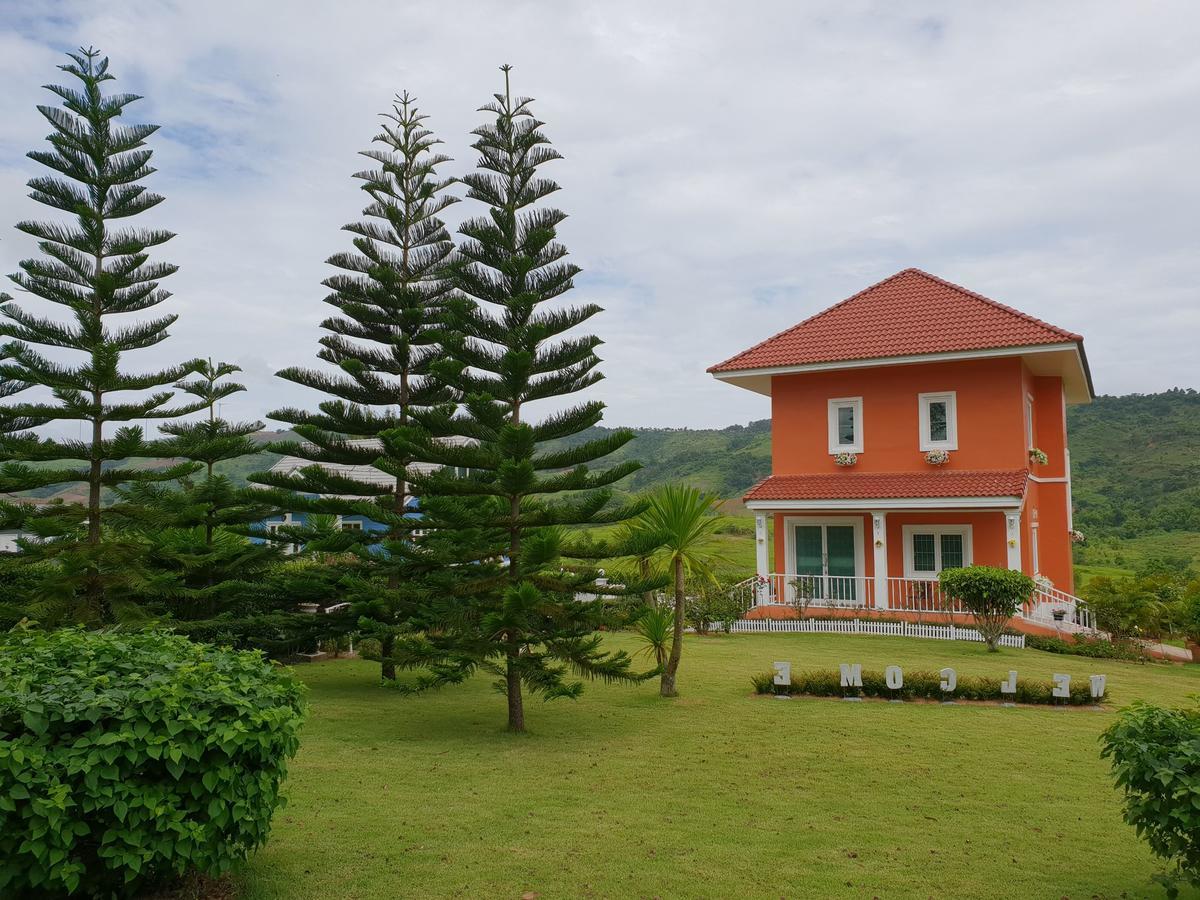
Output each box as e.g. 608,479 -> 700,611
1,0 -> 1197,434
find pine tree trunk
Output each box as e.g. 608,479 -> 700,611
660,557 -> 686,698
88,413 -> 108,621
506,644 -> 525,732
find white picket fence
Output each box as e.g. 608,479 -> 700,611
722,616 -> 1025,648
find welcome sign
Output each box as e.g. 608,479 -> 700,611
772,661 -> 1107,700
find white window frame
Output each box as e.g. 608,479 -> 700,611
1024,393 -> 1035,450
1030,524 -> 1040,575
827,397 -> 863,454
918,391 -> 958,451
902,524 -> 973,578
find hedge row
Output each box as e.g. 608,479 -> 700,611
1023,634 -> 1145,661
752,668 -> 1102,705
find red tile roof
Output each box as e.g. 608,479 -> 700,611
709,268 -> 1082,373
744,469 -> 1029,502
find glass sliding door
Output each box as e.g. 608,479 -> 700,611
793,525 -> 825,600
825,526 -> 857,601
792,522 -> 859,603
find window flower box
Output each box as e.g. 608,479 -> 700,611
833,452 -> 857,467
924,449 -> 950,466
1028,447 -> 1049,465
1069,529 -> 1085,544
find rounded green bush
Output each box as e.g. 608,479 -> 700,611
0,628 -> 306,896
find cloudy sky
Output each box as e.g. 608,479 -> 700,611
1,1 -> 1198,435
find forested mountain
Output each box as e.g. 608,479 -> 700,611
1068,389 -> 1200,536
8,391 -> 1198,541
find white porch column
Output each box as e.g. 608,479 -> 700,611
1005,509 -> 1022,571
754,513 -> 769,579
871,512 -> 888,609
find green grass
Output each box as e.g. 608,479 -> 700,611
239,633 -> 1200,899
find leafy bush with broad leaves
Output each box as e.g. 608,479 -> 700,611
752,667 -> 1100,705
938,565 -> 1035,651
1101,701 -> 1200,896
685,578 -> 743,635
0,628 -> 306,897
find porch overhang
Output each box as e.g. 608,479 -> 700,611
742,469 -> 1029,511
745,496 -> 1022,511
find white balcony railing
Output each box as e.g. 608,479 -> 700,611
733,573 -> 1099,634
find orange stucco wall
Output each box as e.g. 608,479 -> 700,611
770,357 -> 1027,474
766,357 -> 1076,591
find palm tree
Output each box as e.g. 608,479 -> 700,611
633,603 -> 673,669
626,484 -> 724,697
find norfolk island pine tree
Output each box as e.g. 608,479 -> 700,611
396,66 -> 650,733
0,48 -> 204,622
249,92 -> 459,680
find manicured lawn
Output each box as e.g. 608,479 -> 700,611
239,633 -> 1200,899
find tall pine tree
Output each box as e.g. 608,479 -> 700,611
0,48 -> 202,621
249,92 -> 459,679
398,66 -> 646,732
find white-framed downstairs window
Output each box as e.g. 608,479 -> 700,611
902,525 -> 972,578
827,397 -> 863,454
918,391 -> 957,451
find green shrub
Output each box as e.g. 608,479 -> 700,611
1101,702 -> 1200,895
938,565 -> 1035,651
686,578 -> 742,635
1025,633 -> 1145,661
170,610 -> 353,658
753,667 -> 1098,705
0,628 -> 306,896
357,636 -> 383,661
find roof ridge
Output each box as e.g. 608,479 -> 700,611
708,267 -> 1083,374
901,268 -> 1081,342
706,268 -> 917,373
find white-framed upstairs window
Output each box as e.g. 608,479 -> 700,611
918,391 -> 957,451
827,397 -> 863,454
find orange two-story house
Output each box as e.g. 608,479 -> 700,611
709,268 -> 1095,630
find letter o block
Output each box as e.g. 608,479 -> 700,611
885,665 -> 903,690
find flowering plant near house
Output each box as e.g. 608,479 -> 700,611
1070,529 -> 1086,544
1029,447 -> 1049,465
833,452 -> 857,467
924,449 -> 950,465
